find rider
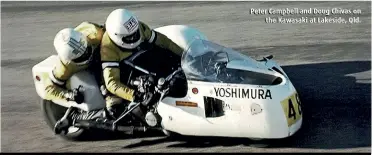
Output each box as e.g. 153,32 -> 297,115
45,22 -> 104,102
45,21 -> 105,134
100,8 -> 184,116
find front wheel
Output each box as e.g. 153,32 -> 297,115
40,98 -> 87,141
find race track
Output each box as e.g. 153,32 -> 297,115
1,1 -> 371,152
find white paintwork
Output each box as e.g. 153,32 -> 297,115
32,25 -> 302,139
32,55 -> 105,111
154,25 -> 208,51
32,55 -> 56,99
157,79 -> 300,139
155,25 -> 302,139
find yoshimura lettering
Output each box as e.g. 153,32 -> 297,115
214,87 -> 272,99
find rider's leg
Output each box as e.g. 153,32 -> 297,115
53,106 -> 105,135
54,94 -> 130,135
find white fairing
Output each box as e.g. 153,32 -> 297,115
154,25 -> 208,51
32,55 -> 105,111
66,70 -> 106,111
155,25 -> 302,139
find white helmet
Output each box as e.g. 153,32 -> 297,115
105,9 -> 142,49
53,28 -> 93,65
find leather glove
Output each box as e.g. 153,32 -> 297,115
133,91 -> 158,106
65,86 -> 85,104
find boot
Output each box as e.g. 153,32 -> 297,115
53,107 -> 76,135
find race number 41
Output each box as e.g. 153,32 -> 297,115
280,92 -> 302,127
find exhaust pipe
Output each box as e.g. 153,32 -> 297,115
73,120 -> 160,134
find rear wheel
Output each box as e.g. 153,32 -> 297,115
40,98 -> 87,141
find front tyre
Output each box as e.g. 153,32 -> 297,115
40,98 -> 87,141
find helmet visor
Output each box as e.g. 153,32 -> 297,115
72,46 -> 92,64
121,30 -> 141,44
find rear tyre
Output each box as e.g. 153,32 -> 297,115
40,98 -> 88,141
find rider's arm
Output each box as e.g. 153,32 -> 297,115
100,44 -> 136,102
74,21 -> 105,47
45,82 -> 70,101
140,22 -> 184,57
44,60 -> 75,101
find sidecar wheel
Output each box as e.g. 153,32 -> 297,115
40,99 -> 87,141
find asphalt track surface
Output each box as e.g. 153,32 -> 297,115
1,1 -> 371,153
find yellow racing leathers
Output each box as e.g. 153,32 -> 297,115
100,21 -> 184,108
44,22 -> 105,102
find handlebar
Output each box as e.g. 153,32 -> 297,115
130,67 -> 182,87
124,60 -> 157,76
125,59 -> 183,107
165,67 -> 182,82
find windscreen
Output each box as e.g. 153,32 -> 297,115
181,39 -> 280,85
181,39 -> 248,82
